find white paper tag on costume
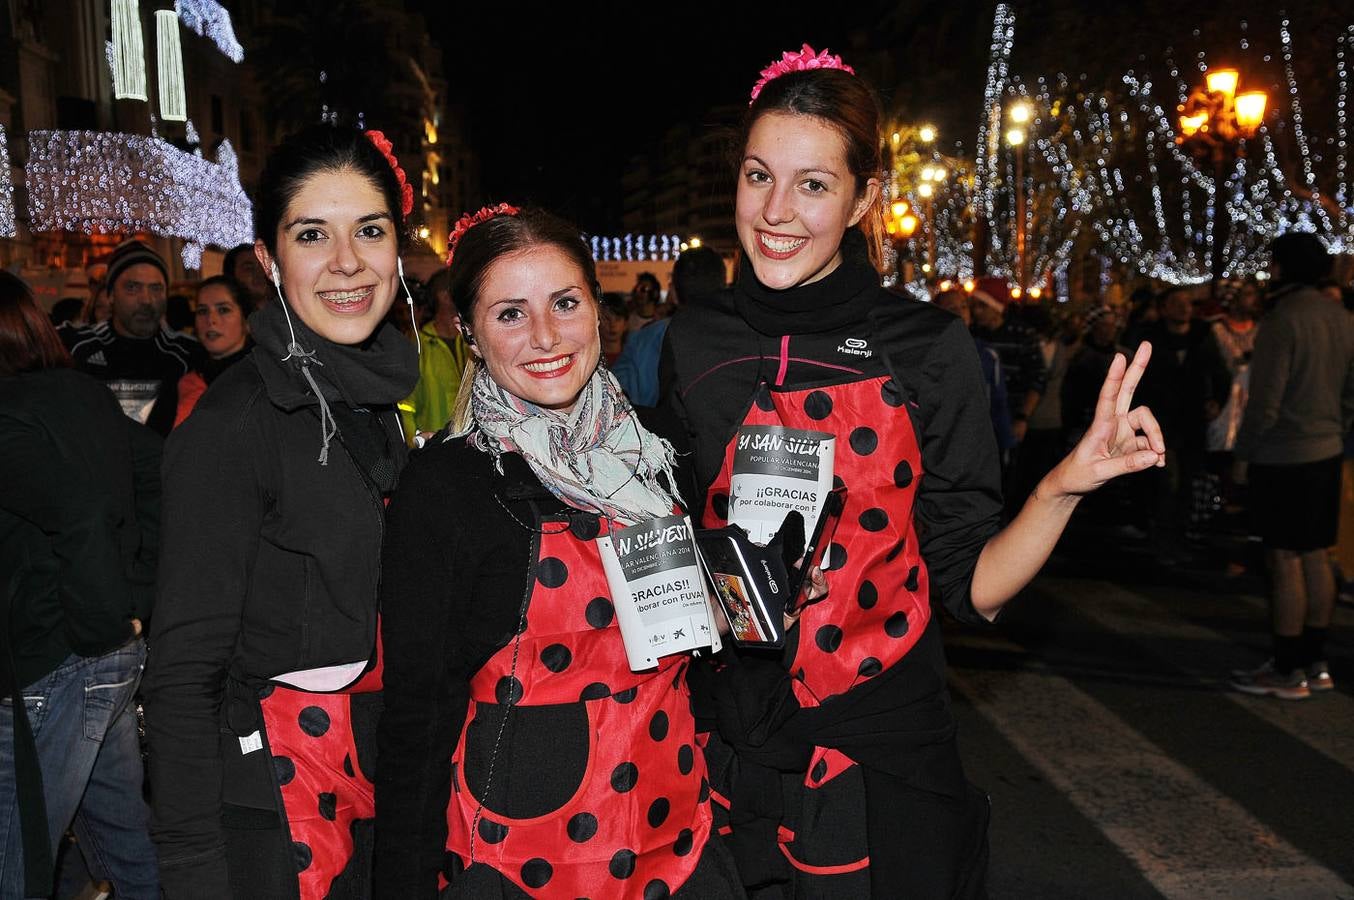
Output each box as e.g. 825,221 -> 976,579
728,425 -> 836,545
599,514 -> 720,672
238,730 -> 263,755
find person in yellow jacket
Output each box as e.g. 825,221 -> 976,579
399,267 -> 470,442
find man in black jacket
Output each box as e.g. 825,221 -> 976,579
1134,286 -> 1232,560
62,239 -> 202,436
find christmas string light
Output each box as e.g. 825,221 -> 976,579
156,10 -> 187,122
111,0 -> 148,102
975,4 -> 1016,235
1279,13 -> 1333,236
589,234 -> 685,261
25,130 -> 252,253
0,126 -> 14,239
174,0 -> 244,63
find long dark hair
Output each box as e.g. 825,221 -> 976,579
0,271 -> 72,376
253,125 -> 410,256
737,68 -> 886,272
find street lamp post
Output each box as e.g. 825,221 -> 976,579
1175,68 -> 1267,293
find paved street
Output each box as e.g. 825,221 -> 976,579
946,511 -> 1354,899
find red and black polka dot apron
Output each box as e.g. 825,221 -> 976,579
259,643 -> 382,899
444,515 -> 713,898
702,377 -> 929,885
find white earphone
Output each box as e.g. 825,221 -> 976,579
271,260 -> 281,287
396,256 -> 420,355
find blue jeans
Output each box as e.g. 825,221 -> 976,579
0,639 -> 159,899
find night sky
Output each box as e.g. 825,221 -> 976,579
415,1 -> 889,230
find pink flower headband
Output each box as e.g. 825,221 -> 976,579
364,130 -> 414,217
750,43 -> 856,104
447,203 -> 521,265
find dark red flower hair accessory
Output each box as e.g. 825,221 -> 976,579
364,129 -> 415,217
447,203 -> 521,265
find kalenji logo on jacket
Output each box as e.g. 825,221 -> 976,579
836,337 -> 873,358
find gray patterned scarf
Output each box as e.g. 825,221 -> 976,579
463,364 -> 682,525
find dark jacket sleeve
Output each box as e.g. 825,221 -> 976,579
374,452 -> 463,900
143,397 -> 263,899
0,411 -> 141,655
911,319 -> 1004,625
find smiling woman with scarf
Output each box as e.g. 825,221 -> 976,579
143,125 -> 419,899
373,206 -> 743,899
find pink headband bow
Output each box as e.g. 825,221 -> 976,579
447,203 -> 521,265
750,43 -> 856,104
364,130 -> 414,217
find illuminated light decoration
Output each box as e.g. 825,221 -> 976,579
1280,15 -> 1334,236
0,126 -> 14,238
975,4 -> 1016,238
184,119 -> 200,147
25,130 -> 253,253
111,0 -> 148,101
156,10 -> 187,122
182,241 -> 203,270
175,0 -> 244,63
590,234 -> 684,261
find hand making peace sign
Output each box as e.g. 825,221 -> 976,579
1047,342 -> 1166,496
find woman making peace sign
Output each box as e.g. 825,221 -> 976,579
661,45 -> 1164,899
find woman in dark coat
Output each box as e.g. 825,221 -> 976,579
144,125 -> 419,899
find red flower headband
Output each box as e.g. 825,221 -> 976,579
749,43 -> 856,104
447,203 -> 521,265
364,130 -> 414,217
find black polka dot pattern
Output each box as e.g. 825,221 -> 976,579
537,557 -> 568,589
904,565 -> 920,592
293,841 -> 312,871
647,796 -> 670,828
644,879 -> 672,900
857,580 -> 878,610
579,682 -> 611,701
317,792 -> 336,821
858,657 -> 883,678
804,390 -> 834,420
540,643 -> 572,673
341,754 -> 354,778
849,427 -> 878,456
567,812 -> 598,843
612,686 -> 637,704
824,543 -> 847,571
610,848 -> 637,879
611,762 -> 639,793
677,744 -> 694,775
885,612 -> 910,638
673,828 -> 694,856
298,706 -> 330,737
815,624 -> 843,653
648,711 -> 669,742
495,675 -> 524,706
885,538 -> 905,562
477,817 -> 509,844
521,858 -> 552,889
894,460 -> 914,489
859,508 -> 889,532
273,755 -> 295,786
585,596 -> 614,629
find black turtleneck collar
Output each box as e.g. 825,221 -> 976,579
734,228 -> 882,336
247,300 -> 418,411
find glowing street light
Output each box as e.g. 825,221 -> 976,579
1008,100 -> 1033,125
919,124 -> 937,143
1176,68 -> 1269,291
